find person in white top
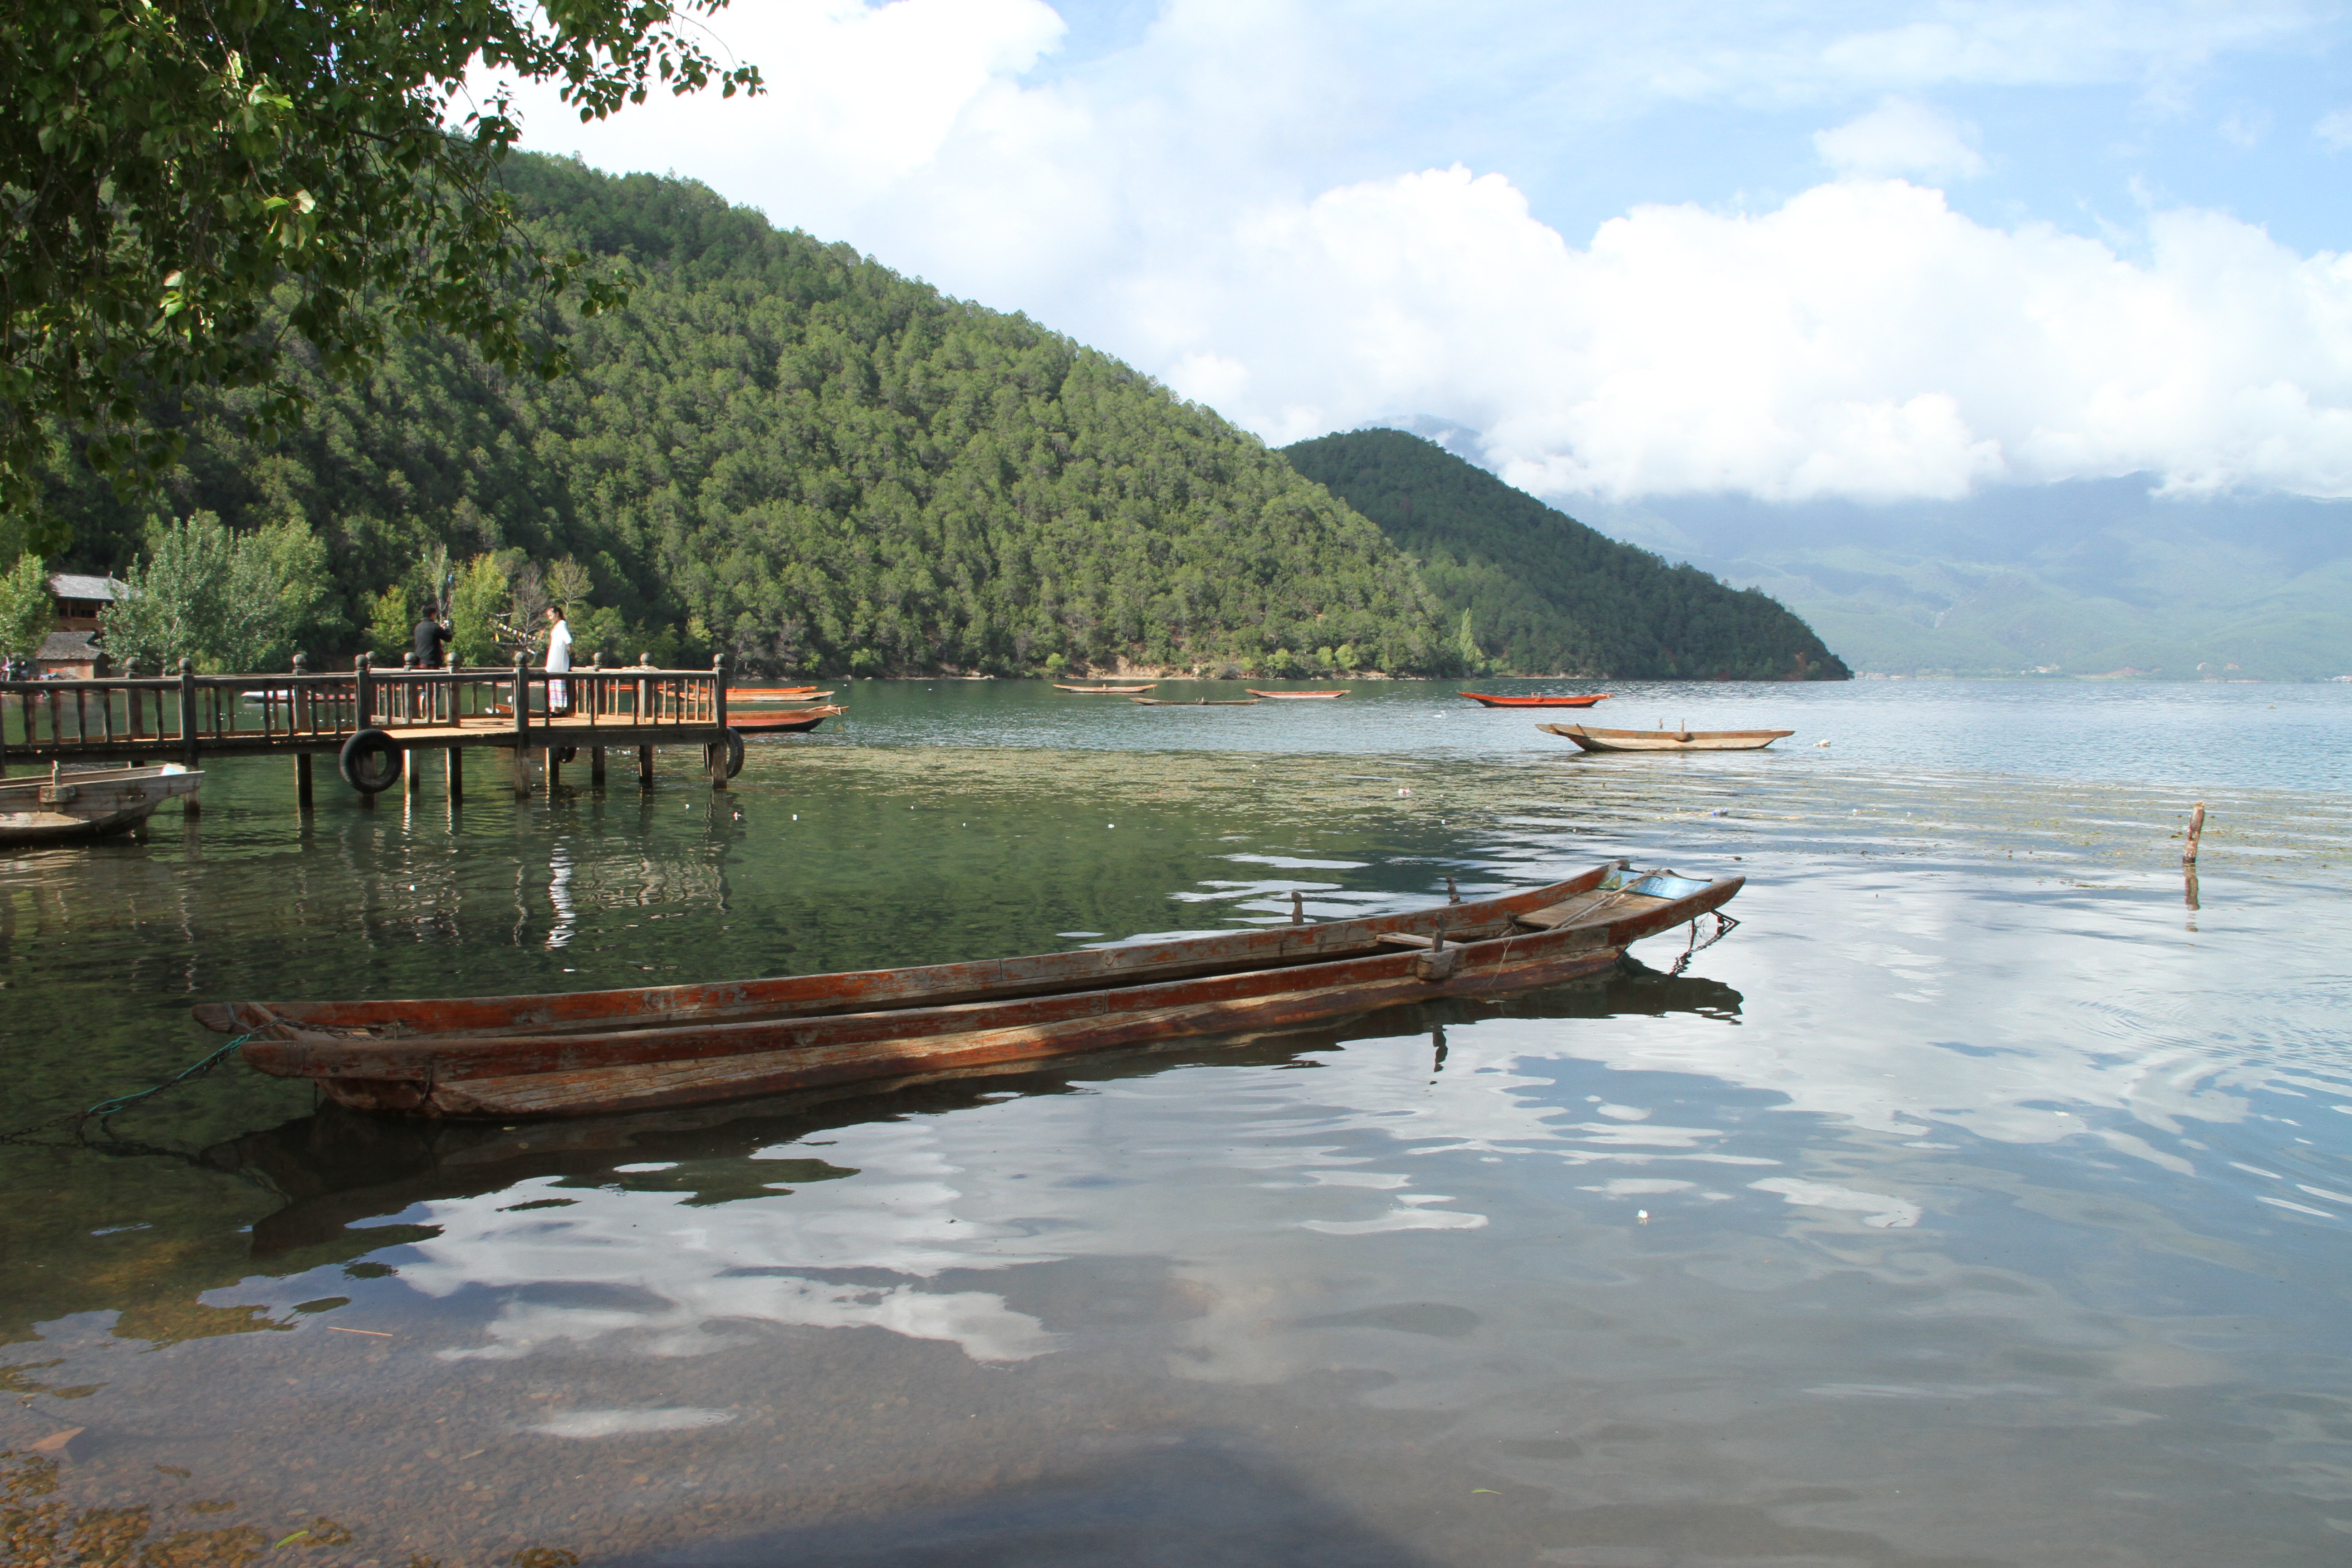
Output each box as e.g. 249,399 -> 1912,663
543,604 -> 573,714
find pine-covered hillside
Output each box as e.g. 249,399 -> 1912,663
1282,430 -> 1849,681
45,156 -> 1452,678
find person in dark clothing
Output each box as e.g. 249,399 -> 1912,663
413,610 -> 452,668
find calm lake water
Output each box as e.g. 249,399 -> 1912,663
5,678 -> 2350,1567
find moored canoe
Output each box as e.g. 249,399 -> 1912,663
196,864 -> 1741,1118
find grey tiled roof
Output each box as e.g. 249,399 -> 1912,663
47,573 -> 123,601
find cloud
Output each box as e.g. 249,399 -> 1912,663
2318,107 -> 2352,150
483,0 -> 2352,505
1814,99 -> 1988,179
1157,170 -> 2352,502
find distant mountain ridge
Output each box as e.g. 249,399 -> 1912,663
1281,430 -> 1849,681
1575,480 -> 2352,680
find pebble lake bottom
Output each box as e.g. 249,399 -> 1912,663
3,679 -> 2349,1568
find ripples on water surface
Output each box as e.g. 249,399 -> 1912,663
4,680 -> 2350,1567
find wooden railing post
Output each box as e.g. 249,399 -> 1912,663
355,652 -> 374,730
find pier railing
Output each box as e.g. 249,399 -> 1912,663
0,654 -> 730,771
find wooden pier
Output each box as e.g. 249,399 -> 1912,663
0,654 -> 746,808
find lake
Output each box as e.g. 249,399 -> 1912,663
4,678 -> 2350,1567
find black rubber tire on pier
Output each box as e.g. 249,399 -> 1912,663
339,728 -> 402,794
722,726 -> 745,779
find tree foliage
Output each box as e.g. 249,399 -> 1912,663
1283,430 -> 1851,681
42,156 -> 1458,677
103,510 -> 338,670
1,0 -> 761,529
0,553 -> 53,660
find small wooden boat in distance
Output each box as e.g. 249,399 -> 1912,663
1541,723 -> 1794,753
1462,691 -> 1611,708
196,862 -> 1742,1118
1246,689 -> 1349,699
727,687 -> 834,703
0,764 -> 202,846
1054,683 -> 1157,694
1133,697 -> 1260,706
730,705 -> 844,734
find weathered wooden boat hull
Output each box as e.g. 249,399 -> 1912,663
1246,690 -> 1348,699
200,867 -> 1741,1119
1539,724 -> 1794,752
0,766 -> 201,846
1461,692 -> 1610,708
1133,698 -> 1260,706
1054,683 -> 1156,693
726,688 -> 834,703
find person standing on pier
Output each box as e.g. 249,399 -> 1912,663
413,606 -> 451,669
544,603 -> 573,715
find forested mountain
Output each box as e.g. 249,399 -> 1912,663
42,155 -> 1451,677
1282,430 -> 1849,681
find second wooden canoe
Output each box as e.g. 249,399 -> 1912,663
1540,723 -> 1794,752
1133,697 -> 1260,706
1055,683 -> 1157,694
1246,689 -> 1349,699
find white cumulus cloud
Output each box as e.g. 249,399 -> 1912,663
1814,99 -> 1988,179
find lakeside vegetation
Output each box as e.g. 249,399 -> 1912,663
1283,429 -> 1848,681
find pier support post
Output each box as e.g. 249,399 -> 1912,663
511,655 -> 532,798
447,746 -> 463,805
591,746 -> 606,787
295,751 -> 313,809
710,652 -> 730,791
177,657 -> 201,816
405,745 -> 422,797
549,749 -> 562,793
639,745 -> 655,788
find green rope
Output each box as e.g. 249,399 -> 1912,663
1,1031 -> 259,1145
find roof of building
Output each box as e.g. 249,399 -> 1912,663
37,629 -> 99,661
48,573 -> 123,602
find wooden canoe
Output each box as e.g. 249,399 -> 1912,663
194,864 -> 1741,1119
1133,697 -> 1260,706
0,764 -> 202,846
1540,723 -> 1794,752
1054,683 -> 1157,694
727,687 -> 834,703
1246,689 -> 1349,699
730,705 -> 843,734
1461,691 -> 1611,708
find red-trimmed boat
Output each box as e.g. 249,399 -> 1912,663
1461,691 -> 1611,708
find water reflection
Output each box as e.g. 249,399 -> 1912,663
8,707 -> 2352,1567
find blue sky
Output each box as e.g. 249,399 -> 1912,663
491,1 -> 2352,505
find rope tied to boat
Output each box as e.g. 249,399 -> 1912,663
0,1031 -> 259,1145
1668,912 -> 1739,977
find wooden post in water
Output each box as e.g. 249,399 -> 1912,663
2183,802 -> 2205,863
448,744 -> 464,805
177,658 -> 201,815
639,744 -> 655,788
